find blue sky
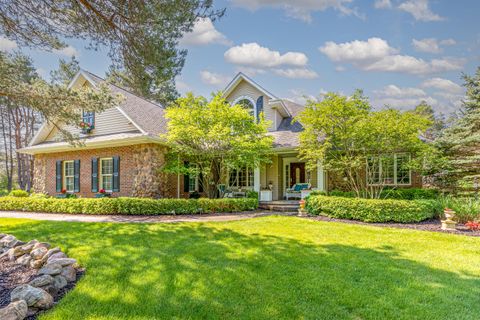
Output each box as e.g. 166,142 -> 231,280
1,0 -> 479,114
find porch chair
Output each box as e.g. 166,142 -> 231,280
286,183 -> 311,200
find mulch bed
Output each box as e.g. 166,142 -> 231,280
0,255 -> 84,319
307,215 -> 480,237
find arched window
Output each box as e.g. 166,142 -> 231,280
233,96 -> 256,118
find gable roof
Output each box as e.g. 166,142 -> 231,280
222,72 -> 277,100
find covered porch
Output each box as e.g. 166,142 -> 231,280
254,152 -> 326,201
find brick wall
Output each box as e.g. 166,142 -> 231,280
33,144 -> 180,198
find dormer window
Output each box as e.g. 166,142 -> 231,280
81,111 -> 95,133
233,96 -> 257,120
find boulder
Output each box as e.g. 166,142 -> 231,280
29,275 -> 54,288
53,275 -> 68,290
16,254 -> 32,266
49,258 -> 77,267
0,235 -> 17,248
10,285 -> 53,309
32,242 -> 51,250
38,262 -> 62,276
44,247 -> 61,260
47,251 -> 67,262
30,259 -> 45,269
60,266 -> 77,282
0,233 -> 6,239
0,300 -> 28,320
18,243 -> 35,255
30,247 -> 48,260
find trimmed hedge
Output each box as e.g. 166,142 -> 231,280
306,195 -> 442,223
0,197 -> 258,215
313,188 -> 440,200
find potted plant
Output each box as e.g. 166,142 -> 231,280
79,121 -> 94,134
56,188 -> 68,198
95,189 -> 111,198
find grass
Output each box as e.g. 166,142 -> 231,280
1,216 -> 479,320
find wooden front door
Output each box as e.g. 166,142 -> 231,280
290,162 -> 306,187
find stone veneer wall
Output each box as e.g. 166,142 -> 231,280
32,143 -> 179,198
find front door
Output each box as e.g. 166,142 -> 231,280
290,162 -> 306,187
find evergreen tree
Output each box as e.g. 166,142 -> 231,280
437,67 -> 480,192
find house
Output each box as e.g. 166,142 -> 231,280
18,70 -> 421,200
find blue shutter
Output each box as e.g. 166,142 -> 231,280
256,96 -> 264,122
56,161 -> 62,192
112,156 -> 120,192
74,160 -> 80,192
91,158 -> 98,193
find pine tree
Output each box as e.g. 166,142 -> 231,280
437,67 -> 480,192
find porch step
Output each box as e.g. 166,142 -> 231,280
259,201 -> 300,212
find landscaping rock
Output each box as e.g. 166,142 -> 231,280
30,247 -> 48,260
44,247 -> 61,259
32,242 -> 51,250
30,259 -> 45,269
53,275 -> 68,290
18,243 -> 35,255
0,300 -> 28,320
38,262 -> 62,276
10,285 -> 54,309
49,258 -> 77,267
47,251 -> 67,262
16,254 -> 32,266
29,275 -> 54,288
60,266 -> 77,282
0,233 -> 6,239
0,235 -> 17,248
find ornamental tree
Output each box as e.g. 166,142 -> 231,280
296,90 -> 433,198
163,93 -> 273,198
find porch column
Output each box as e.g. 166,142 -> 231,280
254,167 -> 261,193
317,161 -> 325,191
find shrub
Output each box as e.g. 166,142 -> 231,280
305,195 -> 441,223
437,196 -> 480,223
29,192 -> 50,199
0,189 -> 9,197
380,188 -> 439,200
246,190 -> 259,199
0,196 -> 258,215
328,190 -> 355,198
8,189 -> 29,197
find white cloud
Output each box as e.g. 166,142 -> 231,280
412,38 -> 457,54
52,45 -> 79,57
273,68 -> 318,79
373,85 -> 437,110
0,37 -> 18,52
180,18 -> 231,46
374,0 -> 392,9
398,0 -> 444,22
229,0 -> 361,23
200,70 -> 231,86
421,77 -> 463,94
175,78 -> 190,94
319,37 -> 465,75
225,42 -> 308,68
320,37 -> 398,63
286,89 -> 325,105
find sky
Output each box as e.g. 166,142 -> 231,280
1,0 -> 479,114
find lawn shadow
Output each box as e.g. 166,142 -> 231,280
1,219 -> 479,320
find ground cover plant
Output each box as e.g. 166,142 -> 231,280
0,216 -> 479,320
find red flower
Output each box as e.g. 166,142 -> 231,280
61,189 -> 67,194
465,221 -> 480,231
99,189 -> 106,194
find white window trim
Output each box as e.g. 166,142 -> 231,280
62,160 -> 75,192
366,153 -> 412,186
232,95 -> 257,119
99,157 -> 114,192
188,164 -> 199,192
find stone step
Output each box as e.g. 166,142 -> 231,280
259,201 -> 300,212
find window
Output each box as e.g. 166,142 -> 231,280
82,111 -> 95,126
63,161 -> 75,192
229,167 -> 254,188
235,98 -> 255,118
100,158 -> 113,191
367,154 -> 411,186
188,165 -> 199,192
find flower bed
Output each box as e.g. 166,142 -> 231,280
0,197 -> 258,215
305,195 -> 441,223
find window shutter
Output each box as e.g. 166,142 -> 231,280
56,160 -> 62,192
198,172 -> 203,193
183,161 -> 190,193
112,156 -> 120,192
91,158 -> 98,193
256,96 -> 264,121
74,160 -> 80,192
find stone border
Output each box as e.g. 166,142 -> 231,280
0,234 -> 80,320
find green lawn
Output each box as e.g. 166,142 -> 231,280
1,216 -> 479,320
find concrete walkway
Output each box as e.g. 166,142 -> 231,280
0,210 -> 295,224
